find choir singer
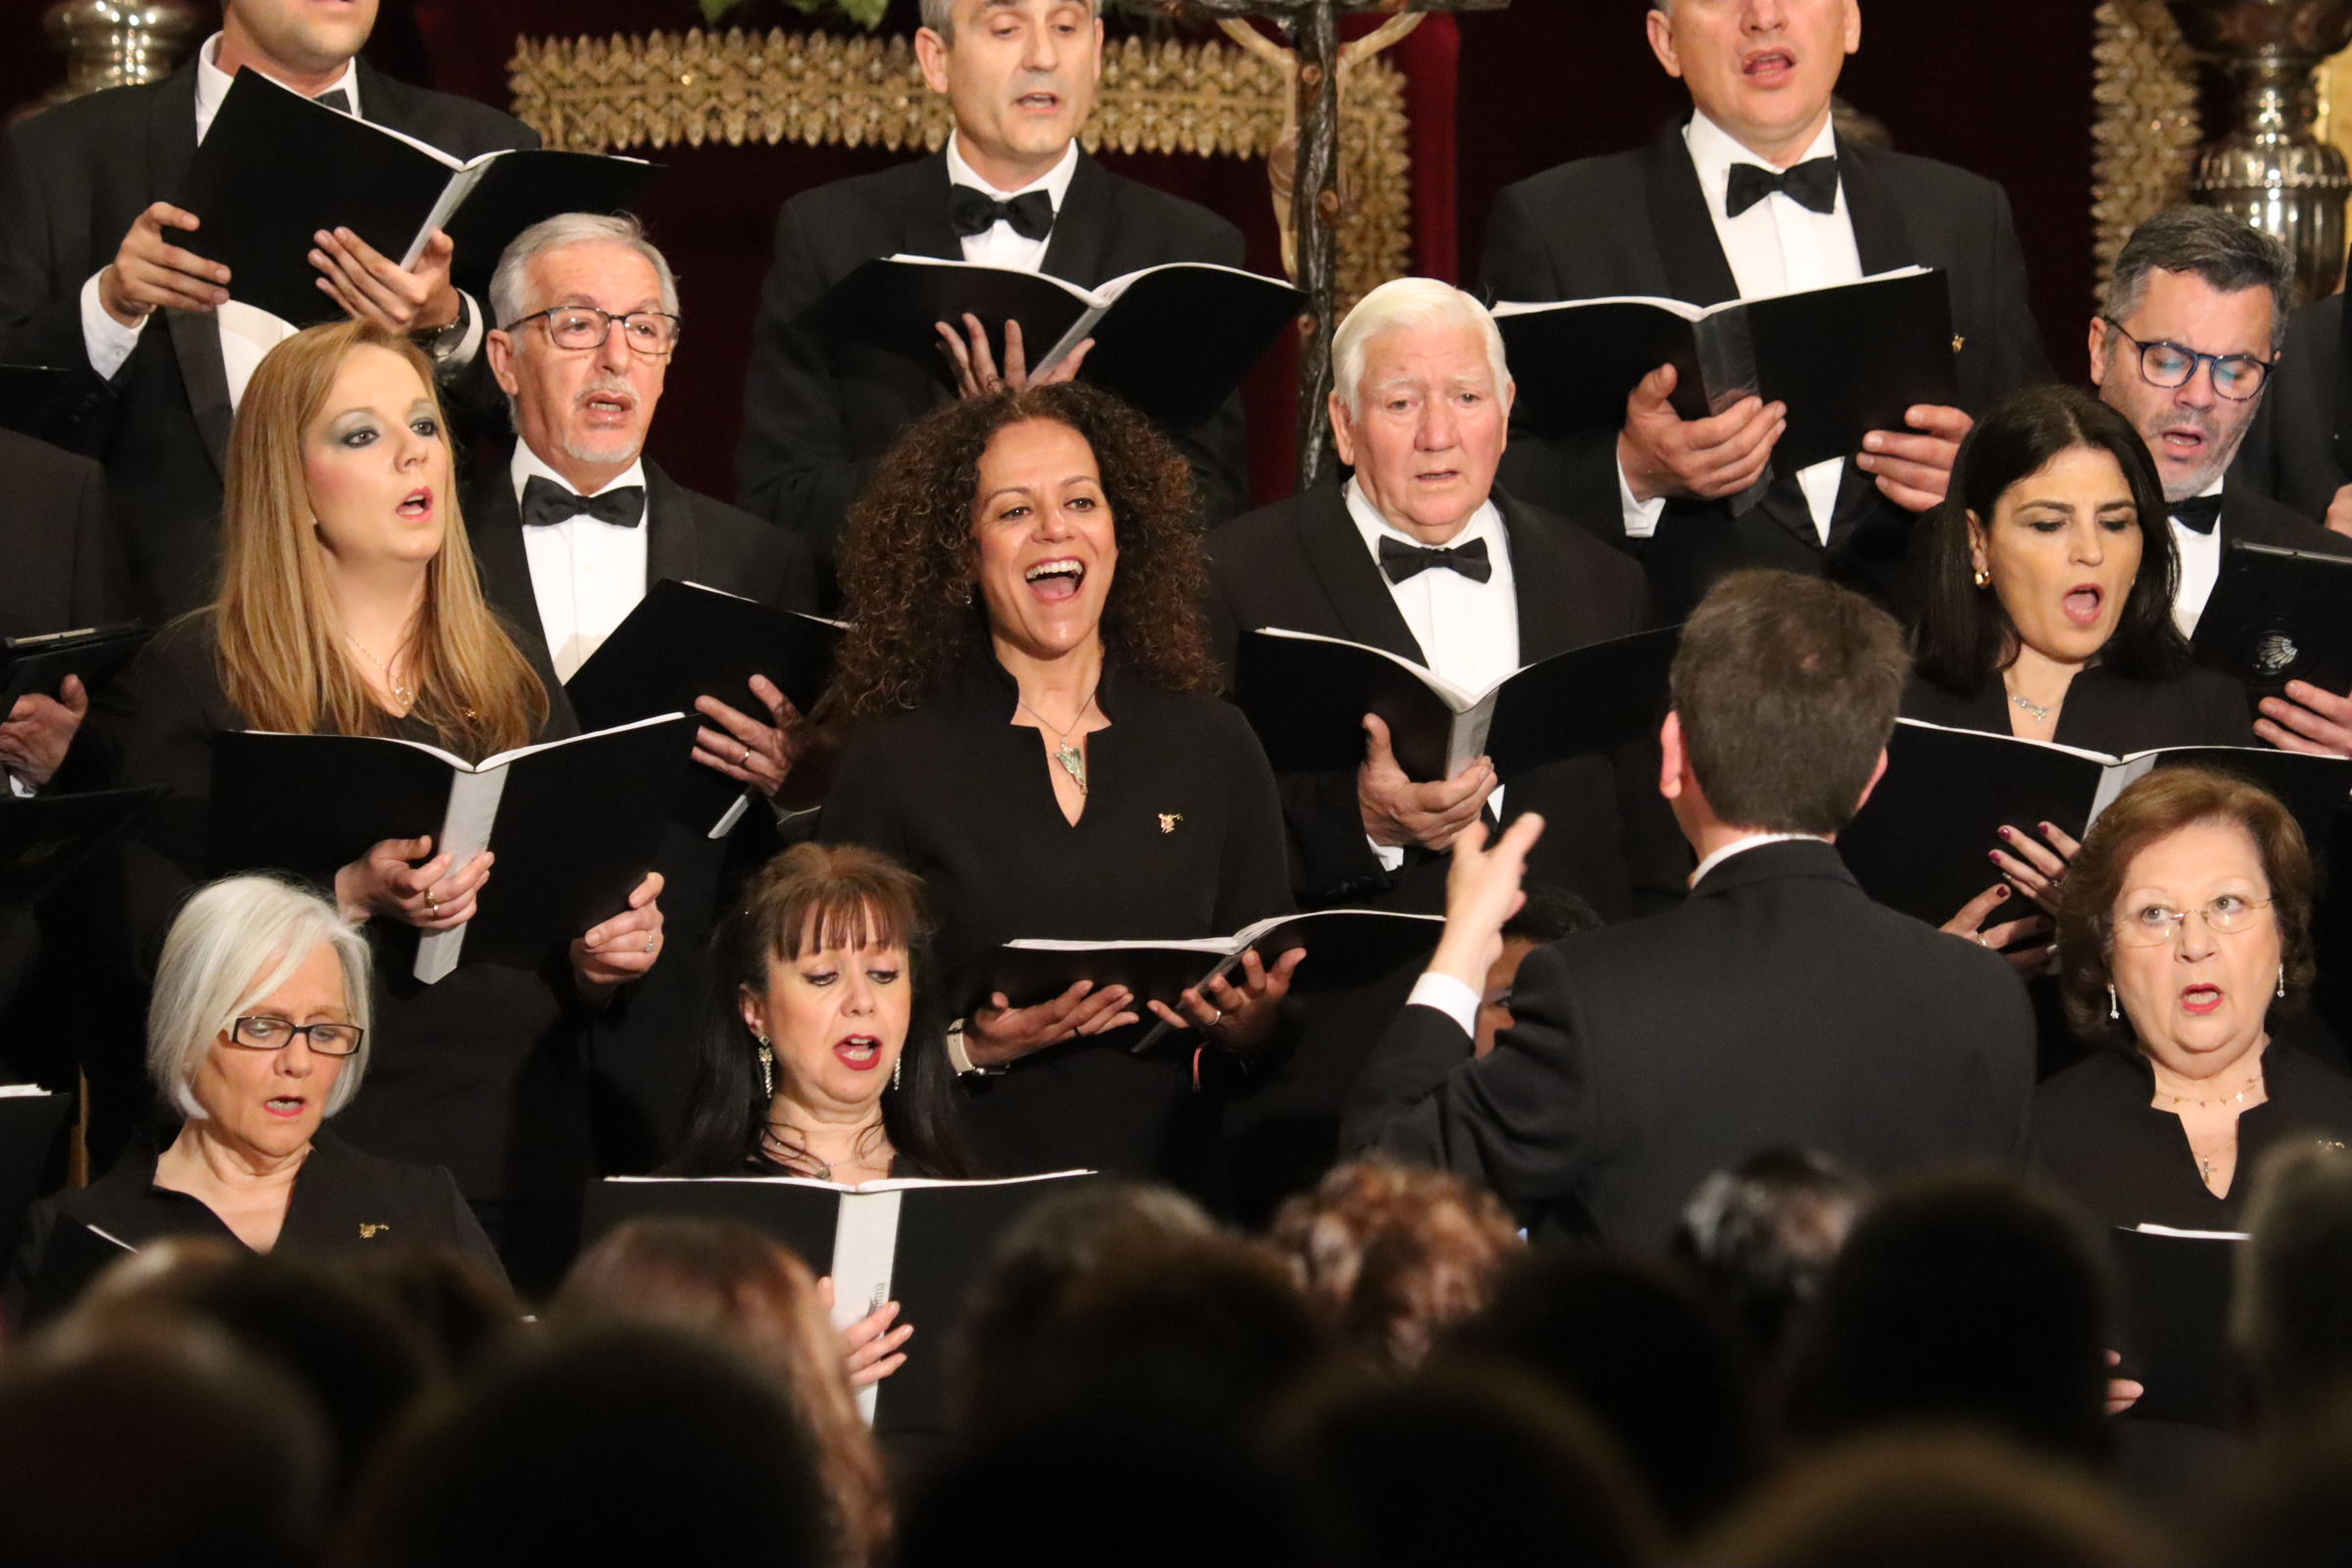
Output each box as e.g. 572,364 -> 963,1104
97,320 -> 663,1294
820,384 -> 1298,1191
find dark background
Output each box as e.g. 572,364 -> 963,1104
3,0 -> 2101,506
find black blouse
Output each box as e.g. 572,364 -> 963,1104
4,1128 -> 506,1330
93,613 -> 597,1203
2032,1044 -> 2352,1229
1901,664 -> 2256,755
820,653 -> 1294,1186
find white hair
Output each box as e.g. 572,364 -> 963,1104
487,212 -> 680,332
1332,277 -> 1511,418
147,875 -> 373,1122
920,0 -> 1102,40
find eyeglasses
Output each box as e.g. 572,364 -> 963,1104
2110,894 -> 2275,948
2103,319 -> 2274,402
228,1015 -> 366,1055
500,305 -> 681,359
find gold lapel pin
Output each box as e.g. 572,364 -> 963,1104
1952,334 -> 1967,354
1158,812 -> 1183,834
359,1222 -> 389,1239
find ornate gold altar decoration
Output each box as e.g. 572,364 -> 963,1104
2089,0 -> 2202,300
507,27 -> 1411,312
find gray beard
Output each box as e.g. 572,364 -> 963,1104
562,432 -> 643,470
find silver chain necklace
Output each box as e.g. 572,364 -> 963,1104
1018,685 -> 1099,797
347,635 -> 416,711
2005,686 -> 2057,723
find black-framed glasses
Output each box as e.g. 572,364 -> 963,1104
500,305 -> 682,359
228,1015 -> 366,1056
2104,318 -> 2274,402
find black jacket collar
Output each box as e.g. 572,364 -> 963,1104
1691,835 -> 1857,898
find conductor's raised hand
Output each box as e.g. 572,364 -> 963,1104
1618,363 -> 1785,504
1358,713 -> 1497,853
334,836 -> 492,930
694,675 -> 799,797
1149,946 -> 1307,1055
1859,404 -> 1973,513
821,1278 -> 913,1388
1428,812 -> 1546,992
935,314 -> 1093,399
967,979 -> 1138,1068
1939,881 -> 2053,976
101,202 -> 229,323
572,871 -> 665,999
312,225 -> 463,334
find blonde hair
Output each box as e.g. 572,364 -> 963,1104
213,319 -> 546,760
148,874 -> 373,1121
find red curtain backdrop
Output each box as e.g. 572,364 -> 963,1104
1,0 -> 2095,508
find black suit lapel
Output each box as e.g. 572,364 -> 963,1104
1297,484 -> 1429,664
1838,139 -> 1920,277
1041,150 -> 1115,287
643,462 -> 700,587
1642,123 -> 1740,308
1494,490 -> 1587,663
145,67 -> 233,476
463,460 -> 543,638
905,152 -> 967,262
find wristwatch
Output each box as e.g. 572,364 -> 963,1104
417,291 -> 472,364
946,1018 -> 1004,1077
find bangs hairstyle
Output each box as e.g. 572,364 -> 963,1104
666,843 -> 974,1179
2054,765 -> 2314,1044
214,319 -> 547,761
148,875 -> 374,1121
1670,569 -> 1909,837
828,381 -> 1218,722
1912,384 -> 2184,696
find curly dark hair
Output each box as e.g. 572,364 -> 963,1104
827,382 -> 1221,721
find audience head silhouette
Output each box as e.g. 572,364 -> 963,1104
2236,1141 -> 2352,1436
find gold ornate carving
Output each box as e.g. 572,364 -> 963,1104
507,28 -> 1411,310
2089,0 -> 2201,301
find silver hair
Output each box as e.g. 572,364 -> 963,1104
488,212 -> 680,332
2106,205 -> 2292,353
147,875 -> 374,1122
920,0 -> 1102,41
1332,276 -> 1512,418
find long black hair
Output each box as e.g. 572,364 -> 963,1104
1910,383 -> 2186,696
664,843 -> 976,1179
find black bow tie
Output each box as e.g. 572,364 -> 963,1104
520,474 -> 644,530
314,87 -> 352,116
1726,156 -> 1840,219
1378,534 -> 1493,585
2171,494 -> 2225,535
949,185 -> 1056,242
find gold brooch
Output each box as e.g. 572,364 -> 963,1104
1158,812 -> 1182,834
359,1222 -> 389,1239
1952,334 -> 1967,354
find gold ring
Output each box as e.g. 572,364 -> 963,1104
645,933 -> 656,953
425,892 -> 438,914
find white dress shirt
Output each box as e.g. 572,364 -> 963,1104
1348,477 -> 1519,870
1403,830 -> 1826,1037
513,442 -> 650,683
80,34 -> 479,404
1617,112 -> 1861,546
2169,478 -> 2228,638
946,133 -> 1079,274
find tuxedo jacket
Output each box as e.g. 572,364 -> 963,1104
1479,122 -> 2050,619
0,59 -> 535,617
0,428 -> 134,640
735,148 -> 1250,580
1203,482 -> 1688,920
2234,291 -> 2346,523
1343,839 -> 2036,1250
466,454 -> 816,1170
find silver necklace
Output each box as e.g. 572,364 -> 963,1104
2005,686 -> 2057,722
348,635 -> 416,711
1018,685 -> 1099,797
761,1117 -> 887,1181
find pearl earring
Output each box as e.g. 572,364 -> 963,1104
756,1036 -> 773,1099
2108,983 -> 2120,1021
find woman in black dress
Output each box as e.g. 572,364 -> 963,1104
1910,385 -> 2255,966
94,320 -> 665,1294
2034,765 -> 2352,1229
819,383 -> 1300,1191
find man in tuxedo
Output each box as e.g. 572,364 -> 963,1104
1203,278 -> 1684,1220
475,214 -> 817,1168
1344,569 -> 2034,1250
0,0 -> 535,616
736,0 -> 1248,586
2234,291 -> 2352,534
2088,207 -> 2352,759
1482,0 -> 2047,617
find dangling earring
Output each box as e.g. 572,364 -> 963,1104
756,1035 -> 774,1099
1972,566 -> 1991,589
2278,965 -> 2288,1000
960,582 -> 974,608
2108,983 -> 2120,1021
892,1054 -> 903,1093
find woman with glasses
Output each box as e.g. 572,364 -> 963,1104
5,876 -> 504,1328
2031,766 -> 2352,1228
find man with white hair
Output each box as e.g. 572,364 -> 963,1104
471,213 -> 815,1169
1204,278 -> 1685,1217
736,0 -> 1248,592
